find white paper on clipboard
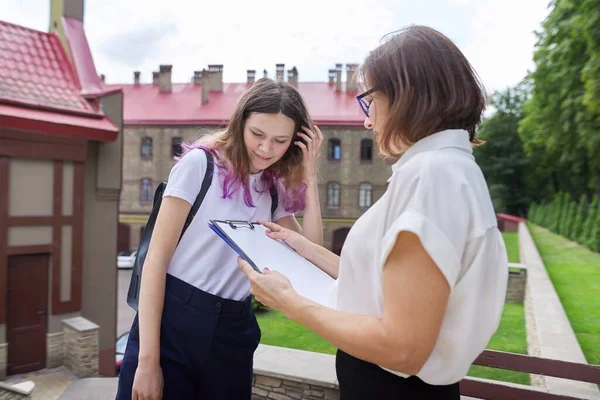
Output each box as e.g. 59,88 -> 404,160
209,220 -> 337,308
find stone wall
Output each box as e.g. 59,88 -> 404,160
253,345 -> 339,400
46,332 -> 64,369
252,374 -> 339,400
62,317 -> 99,378
506,266 -> 527,303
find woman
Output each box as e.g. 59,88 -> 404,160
238,26 -> 509,399
116,78 -> 324,400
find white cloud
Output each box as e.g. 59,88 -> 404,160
2,0 -> 550,92
460,0 -> 550,94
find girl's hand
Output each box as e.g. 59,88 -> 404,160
259,220 -> 313,258
295,125 -> 324,185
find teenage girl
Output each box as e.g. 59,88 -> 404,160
116,78 -> 324,400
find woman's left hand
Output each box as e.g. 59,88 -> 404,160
295,125 -> 324,184
237,257 -> 297,313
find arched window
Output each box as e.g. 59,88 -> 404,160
140,178 -> 153,203
141,137 -> 153,159
327,182 -> 341,208
359,182 -> 373,209
360,139 -> 373,161
328,138 -> 341,161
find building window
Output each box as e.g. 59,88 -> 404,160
328,139 -> 341,161
172,137 -> 183,158
141,137 -> 153,159
359,182 -> 373,209
360,139 -> 373,161
140,178 -> 153,204
327,182 -> 340,208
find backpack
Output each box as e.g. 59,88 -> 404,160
126,149 -> 278,311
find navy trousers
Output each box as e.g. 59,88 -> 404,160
116,274 -> 261,400
336,350 -> 460,399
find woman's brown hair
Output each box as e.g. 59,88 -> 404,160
181,78 -> 313,212
361,25 -> 487,157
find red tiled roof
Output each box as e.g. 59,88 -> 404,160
0,103 -> 119,141
0,20 -> 118,140
105,81 -> 366,126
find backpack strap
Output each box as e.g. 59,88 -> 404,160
179,149 -> 214,242
269,182 -> 279,219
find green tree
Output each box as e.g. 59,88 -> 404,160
587,204 -> 600,252
519,0 -> 600,199
475,86 -> 531,216
581,195 -> 598,242
564,200 -> 577,239
571,195 -> 588,243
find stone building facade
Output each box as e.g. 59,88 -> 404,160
119,124 -> 391,252
111,63 -> 393,253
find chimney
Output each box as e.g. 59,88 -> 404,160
134,71 -> 140,85
100,74 -> 105,83
50,0 -> 84,29
328,69 -> 336,85
287,67 -> 298,88
201,69 -> 209,105
276,64 -> 285,81
263,69 -> 268,79
158,65 -> 172,92
152,71 -> 159,85
193,70 -> 203,85
346,63 -> 359,93
335,63 -> 342,92
247,70 -> 256,85
207,64 -> 223,92
49,0 -> 84,65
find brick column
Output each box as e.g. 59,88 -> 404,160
0,343 -> 7,380
46,332 -> 64,368
62,317 -> 99,378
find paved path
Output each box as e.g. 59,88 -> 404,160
59,378 -> 117,400
520,223 -> 600,399
5,367 -> 76,400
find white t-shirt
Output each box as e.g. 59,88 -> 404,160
162,148 -> 293,300
333,129 -> 508,385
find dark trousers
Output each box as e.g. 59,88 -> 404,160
116,274 -> 261,400
336,350 -> 460,400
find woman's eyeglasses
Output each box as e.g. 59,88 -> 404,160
356,88 -> 377,118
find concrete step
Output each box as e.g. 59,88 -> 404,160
0,379 -> 35,399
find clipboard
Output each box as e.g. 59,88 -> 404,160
208,220 -> 337,307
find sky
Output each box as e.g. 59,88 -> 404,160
3,0 -> 551,96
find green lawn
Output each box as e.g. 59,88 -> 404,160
467,303 -> 529,385
502,231 -> 522,272
256,231 -> 529,385
528,223 -> 600,366
502,232 -> 520,263
256,309 -> 336,355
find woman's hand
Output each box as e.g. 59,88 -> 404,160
259,220 -> 314,258
132,361 -> 163,400
237,257 -> 298,314
295,125 -> 324,185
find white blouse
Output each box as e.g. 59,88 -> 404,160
333,129 -> 508,385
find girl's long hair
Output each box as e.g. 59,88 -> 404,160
178,78 -> 313,212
